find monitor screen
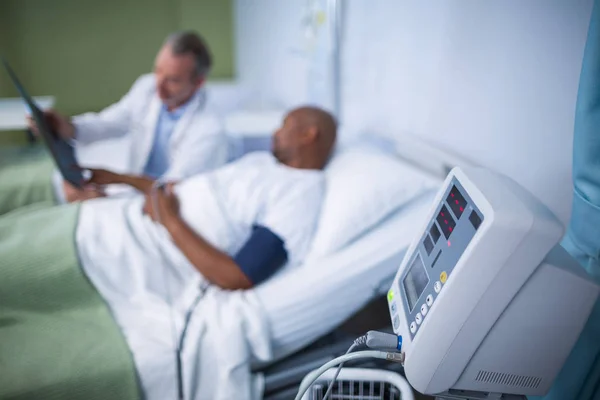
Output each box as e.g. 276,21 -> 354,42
403,253 -> 429,312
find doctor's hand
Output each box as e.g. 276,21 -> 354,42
143,184 -> 180,227
63,181 -> 106,203
27,109 -> 75,140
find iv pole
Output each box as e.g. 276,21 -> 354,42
327,0 -> 342,119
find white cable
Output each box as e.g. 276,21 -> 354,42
321,331 -> 402,400
294,350 -> 392,400
322,342 -> 358,400
322,334 -> 369,400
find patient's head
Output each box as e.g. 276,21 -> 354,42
272,106 -> 337,170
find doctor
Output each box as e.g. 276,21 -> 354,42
0,30 -> 225,215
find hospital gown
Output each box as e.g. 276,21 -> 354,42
533,1 -> 600,399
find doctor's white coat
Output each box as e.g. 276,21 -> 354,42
69,73 -> 227,182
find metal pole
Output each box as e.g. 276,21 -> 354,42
327,0 -> 342,118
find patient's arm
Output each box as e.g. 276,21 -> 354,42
87,168 -> 155,195
63,181 -> 106,202
143,187 -> 253,291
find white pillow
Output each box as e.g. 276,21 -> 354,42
306,144 -> 438,259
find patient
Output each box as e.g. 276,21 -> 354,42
82,106 -> 335,292
0,106 -> 335,399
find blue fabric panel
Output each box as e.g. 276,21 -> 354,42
532,2 -> 600,399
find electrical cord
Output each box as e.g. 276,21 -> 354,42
295,331 -> 404,400
322,330 -> 402,400
294,350 -> 404,400
322,336 -> 366,400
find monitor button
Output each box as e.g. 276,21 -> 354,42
415,313 -> 423,325
426,294 -> 434,306
410,322 -> 417,334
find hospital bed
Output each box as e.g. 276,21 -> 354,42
59,113 -> 472,398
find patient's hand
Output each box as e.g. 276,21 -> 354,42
86,168 -> 123,186
143,183 -> 180,227
63,181 -> 105,203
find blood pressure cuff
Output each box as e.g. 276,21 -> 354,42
233,225 -> 288,285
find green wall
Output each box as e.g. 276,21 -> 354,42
0,10 -> 23,146
0,0 -> 234,117
180,0 -> 235,81
0,10 -> 9,97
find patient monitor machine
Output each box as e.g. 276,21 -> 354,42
387,166 -> 600,399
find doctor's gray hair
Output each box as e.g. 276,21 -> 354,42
165,31 -> 212,79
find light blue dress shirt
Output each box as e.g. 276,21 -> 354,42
143,101 -> 190,178
532,2 -> 600,399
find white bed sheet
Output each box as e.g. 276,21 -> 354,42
252,188 -> 440,361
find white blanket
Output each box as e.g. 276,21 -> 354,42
183,288 -> 272,400
123,286 -> 272,400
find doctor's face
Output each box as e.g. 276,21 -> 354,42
154,44 -> 203,110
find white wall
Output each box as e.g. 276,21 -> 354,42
234,0 -> 594,224
234,0 -> 310,108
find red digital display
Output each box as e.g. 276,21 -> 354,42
436,205 -> 456,239
447,185 -> 467,219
